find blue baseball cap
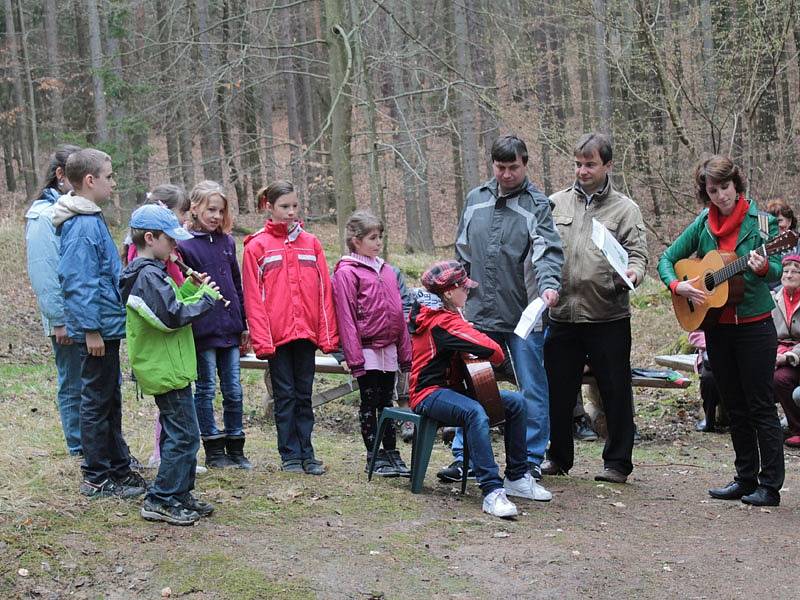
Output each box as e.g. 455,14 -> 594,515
130,204 -> 192,241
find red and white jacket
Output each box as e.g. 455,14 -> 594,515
408,303 -> 504,409
242,220 -> 339,358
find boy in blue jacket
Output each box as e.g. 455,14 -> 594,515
53,149 -> 146,498
120,205 -> 220,525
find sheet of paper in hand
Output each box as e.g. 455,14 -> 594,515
514,297 -> 546,339
591,218 -> 635,290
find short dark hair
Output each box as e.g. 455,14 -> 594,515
130,227 -> 164,250
694,155 -> 746,204
65,148 -> 111,188
574,133 -> 613,164
491,135 -> 528,165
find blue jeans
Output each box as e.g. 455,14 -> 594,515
416,388 -> 528,495
51,338 -> 82,454
79,340 -> 130,484
148,386 -> 200,506
269,340 -> 317,462
452,329 -> 549,467
194,346 -> 244,437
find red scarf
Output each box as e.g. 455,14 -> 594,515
707,195 -> 748,250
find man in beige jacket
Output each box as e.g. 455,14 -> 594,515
541,133 -> 648,483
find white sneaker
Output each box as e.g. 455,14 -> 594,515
195,465 -> 208,475
504,472 -> 552,502
482,488 -> 518,518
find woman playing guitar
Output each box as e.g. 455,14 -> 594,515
658,155 -> 785,507
408,260 -> 552,518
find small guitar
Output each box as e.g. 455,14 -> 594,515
462,356 -> 505,427
671,230 -> 798,331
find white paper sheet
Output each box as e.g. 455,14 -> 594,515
514,297 -> 547,339
591,218 -> 635,290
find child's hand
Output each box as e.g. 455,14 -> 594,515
239,330 -> 252,356
85,331 -> 105,357
340,361 -> 350,373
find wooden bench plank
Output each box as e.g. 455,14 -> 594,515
654,354 -> 697,373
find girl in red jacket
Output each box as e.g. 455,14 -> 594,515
242,181 -> 339,475
332,210 -> 412,477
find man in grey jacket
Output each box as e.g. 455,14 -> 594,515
438,135 -> 564,483
543,132 -> 648,484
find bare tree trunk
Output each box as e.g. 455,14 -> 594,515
324,0 -> 355,251
218,0 -> 245,209
4,0 -> 35,196
194,0 -> 223,181
43,0 -> 65,136
280,9 -> 308,213
452,0 -> 481,192
593,0 -> 612,132
2,132 -> 17,192
16,0 -> 39,171
155,0 -> 180,184
85,0 -> 109,142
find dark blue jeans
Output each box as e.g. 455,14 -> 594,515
79,339 -> 130,484
52,338 -> 82,455
415,388 -> 528,495
147,385 -> 200,506
194,346 -> 244,437
269,340 -> 316,462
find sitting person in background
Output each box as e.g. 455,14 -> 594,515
771,254 -> 800,448
766,198 -> 796,235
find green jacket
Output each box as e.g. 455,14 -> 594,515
657,200 -> 781,320
120,258 -> 217,396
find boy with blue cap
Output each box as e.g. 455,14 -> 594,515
120,204 -> 222,525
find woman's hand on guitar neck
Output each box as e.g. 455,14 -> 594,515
674,277 -> 709,305
747,250 -> 767,275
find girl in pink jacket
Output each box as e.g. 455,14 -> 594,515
332,211 -> 412,477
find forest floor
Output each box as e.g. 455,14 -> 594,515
2,213 -> 799,599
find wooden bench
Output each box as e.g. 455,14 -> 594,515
654,354 -> 697,374
239,353 -> 358,413
240,352 -> 692,416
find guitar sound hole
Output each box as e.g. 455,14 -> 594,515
704,274 -> 715,291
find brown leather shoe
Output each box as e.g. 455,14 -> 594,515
594,468 -> 628,483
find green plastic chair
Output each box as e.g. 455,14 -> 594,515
368,407 -> 470,494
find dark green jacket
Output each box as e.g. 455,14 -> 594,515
657,200 -> 781,319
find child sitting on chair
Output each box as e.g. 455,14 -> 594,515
408,260 -> 552,518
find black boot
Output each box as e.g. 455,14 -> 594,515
202,435 -> 236,469
224,435 -> 252,470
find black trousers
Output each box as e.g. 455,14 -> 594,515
544,319 -> 635,475
356,370 -> 396,453
705,319 -> 785,492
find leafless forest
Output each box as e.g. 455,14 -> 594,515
2,0 -> 798,249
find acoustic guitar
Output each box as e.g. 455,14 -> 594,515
462,356 -> 505,427
671,230 -> 798,331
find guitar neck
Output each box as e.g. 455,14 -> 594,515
711,246 -> 767,286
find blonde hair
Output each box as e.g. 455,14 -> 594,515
189,180 -> 233,233
345,210 -> 383,253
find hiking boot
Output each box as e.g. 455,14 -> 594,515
80,478 -> 145,499
179,493 -> 214,517
504,472 -> 552,502
117,471 -> 149,490
482,488 -> 518,519
573,416 -> 599,441
540,459 -> 568,476
140,498 -> 200,526
385,449 -> 411,478
436,460 -> 475,483
367,451 -> 398,477
281,459 -> 304,473
202,435 -> 237,469
594,468 -> 628,484
302,457 -> 325,476
224,434 -> 253,470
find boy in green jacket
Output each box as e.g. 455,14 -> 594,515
120,204 -> 221,526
